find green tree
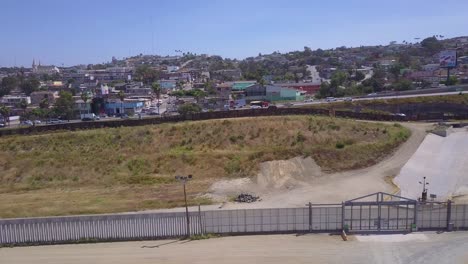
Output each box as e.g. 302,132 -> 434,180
389,64 -> 403,81
80,92 -> 90,114
0,76 -> 18,96
0,104 -> 11,125
446,76 -> 458,86
54,91 -> 75,121
135,65 -> 160,84
354,71 -> 365,82
178,103 -> 201,115
20,78 -> 40,95
421,36 -> 443,54
204,80 -> 216,95
193,89 -> 207,104
151,82 -> 162,114
39,98 -> 49,109
317,82 -> 331,98
394,79 -> 413,91
18,99 -> 28,114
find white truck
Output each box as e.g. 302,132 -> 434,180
80,113 -> 98,121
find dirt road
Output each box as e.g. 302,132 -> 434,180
2,232 -> 467,264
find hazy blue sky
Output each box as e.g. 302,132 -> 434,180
1,0 -> 467,67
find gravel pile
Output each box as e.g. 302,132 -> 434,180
235,193 -> 260,203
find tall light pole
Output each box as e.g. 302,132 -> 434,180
419,176 -> 429,202
175,174 -> 192,238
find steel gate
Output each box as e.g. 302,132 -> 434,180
343,192 -> 417,232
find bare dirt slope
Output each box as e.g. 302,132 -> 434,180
208,122 -> 429,208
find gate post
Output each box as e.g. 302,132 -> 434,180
341,202 -> 345,231
413,202 -> 418,232
198,204 -> 204,235
447,200 -> 452,231
308,202 -> 312,232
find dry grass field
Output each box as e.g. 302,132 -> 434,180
0,115 -> 410,218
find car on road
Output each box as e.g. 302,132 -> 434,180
326,97 -> 337,102
0,122 -> 5,128
120,114 -> 129,119
394,113 -> 406,117
284,102 -> 294,107
21,120 -> 34,126
304,98 -> 314,102
344,97 -> 353,102
33,120 -> 42,125
367,93 -> 377,96
46,118 -> 65,124
250,105 -> 262,109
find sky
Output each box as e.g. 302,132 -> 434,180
1,0 -> 468,67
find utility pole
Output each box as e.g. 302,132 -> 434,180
175,175 -> 193,238
419,176 -> 429,202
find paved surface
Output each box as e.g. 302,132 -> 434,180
395,128 -> 468,201
1,232 -> 468,264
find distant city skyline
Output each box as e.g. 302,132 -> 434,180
1,0 -> 468,67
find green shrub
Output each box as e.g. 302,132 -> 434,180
335,142 -> 345,149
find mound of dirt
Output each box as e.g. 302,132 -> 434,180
256,157 -> 323,190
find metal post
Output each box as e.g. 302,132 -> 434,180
341,202 -> 345,230
198,204 -> 203,235
446,67 -> 450,84
447,200 -> 452,231
413,202 -> 418,231
308,202 -> 312,232
377,194 -> 382,231
183,183 -> 190,237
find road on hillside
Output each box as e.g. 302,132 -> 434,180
2,232 -> 468,264
278,90 -> 468,108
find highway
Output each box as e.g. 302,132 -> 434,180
2,89 -> 467,129
278,90 -> 468,108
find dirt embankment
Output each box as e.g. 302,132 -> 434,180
209,122 -> 430,208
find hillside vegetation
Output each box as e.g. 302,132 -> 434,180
0,116 -> 410,218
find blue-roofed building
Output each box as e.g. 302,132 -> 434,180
231,81 -> 257,91
159,80 -> 177,91
105,99 -> 145,115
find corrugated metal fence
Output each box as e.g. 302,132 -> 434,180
0,212 -> 202,245
1,203 -> 468,246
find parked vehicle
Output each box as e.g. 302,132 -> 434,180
21,120 -> 34,126
326,97 -> 337,102
304,98 -> 314,102
33,120 -> 42,125
81,113 -> 98,121
46,118 -> 62,124
0,122 -> 6,128
250,101 -> 269,108
344,97 -> 353,102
